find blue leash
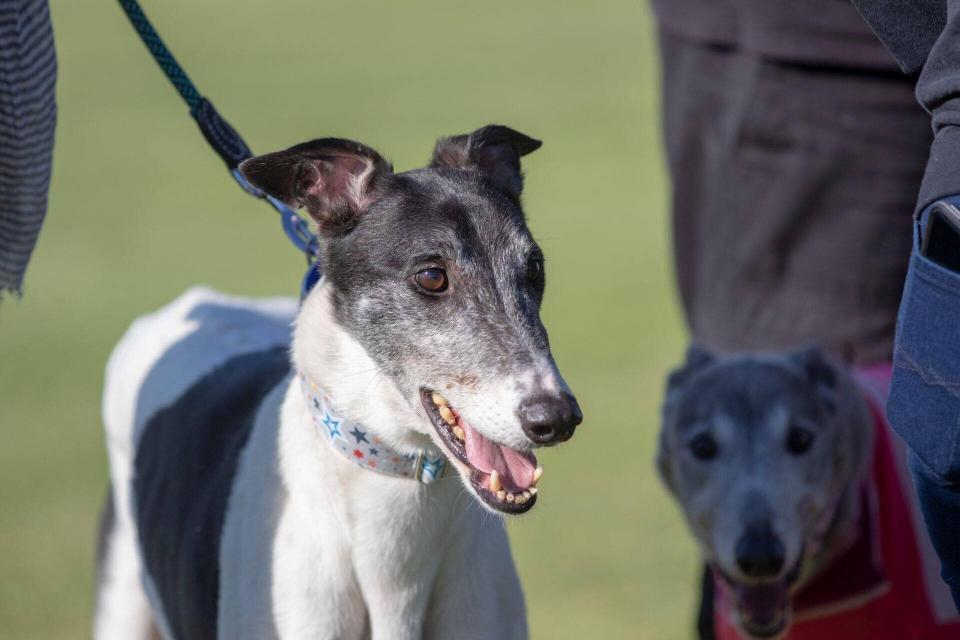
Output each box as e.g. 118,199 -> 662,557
116,0 -> 321,297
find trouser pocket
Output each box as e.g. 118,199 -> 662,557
888,218 -> 960,483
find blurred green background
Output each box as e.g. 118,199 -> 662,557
0,1 -> 695,638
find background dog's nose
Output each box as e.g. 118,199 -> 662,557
735,523 -> 785,578
518,392 -> 582,445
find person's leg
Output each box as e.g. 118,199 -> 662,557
662,47 -> 931,363
887,203 -> 960,612
659,30 -> 742,328
696,564 -> 715,640
909,454 -> 960,608
659,30 -> 934,637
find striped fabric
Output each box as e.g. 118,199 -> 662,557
0,0 -> 55,297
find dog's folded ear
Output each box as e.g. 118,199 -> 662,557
790,346 -> 838,414
659,345 -> 715,494
666,345 -> 715,399
239,138 -> 393,234
430,125 -> 542,201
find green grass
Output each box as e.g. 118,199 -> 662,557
0,1 -> 696,637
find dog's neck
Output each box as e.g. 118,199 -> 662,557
292,282 -> 437,459
297,372 -> 448,482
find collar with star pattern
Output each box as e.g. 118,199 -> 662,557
299,373 -> 448,484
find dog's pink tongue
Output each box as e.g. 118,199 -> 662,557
463,422 -> 535,492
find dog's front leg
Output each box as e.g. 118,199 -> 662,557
353,524 -> 437,640
219,394 -> 370,640
221,489 -> 371,640
349,494 -> 444,639
424,510 -> 528,640
353,564 -> 431,640
269,509 -> 370,640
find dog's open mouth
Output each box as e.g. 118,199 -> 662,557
420,389 -> 541,515
716,557 -> 803,639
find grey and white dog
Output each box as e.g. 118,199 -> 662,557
658,346 -> 874,639
94,125 -> 581,639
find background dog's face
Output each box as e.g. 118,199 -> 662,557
658,347 -> 871,639
240,126 -> 581,514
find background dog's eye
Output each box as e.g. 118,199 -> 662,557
526,255 -> 544,282
786,426 -> 814,455
415,267 -> 448,293
688,433 -> 718,461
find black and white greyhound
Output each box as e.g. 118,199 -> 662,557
93,125 -> 582,640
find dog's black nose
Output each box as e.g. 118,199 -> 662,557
735,523 -> 785,578
518,392 -> 582,445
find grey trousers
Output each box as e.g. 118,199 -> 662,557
660,30 -> 931,364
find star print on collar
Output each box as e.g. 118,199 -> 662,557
299,373 -> 448,484
322,412 -> 341,438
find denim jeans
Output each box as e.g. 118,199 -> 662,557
888,198 -> 960,609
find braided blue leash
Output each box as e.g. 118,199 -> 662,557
116,0 -> 201,109
116,0 -> 321,296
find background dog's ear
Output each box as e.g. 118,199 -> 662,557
790,346 -> 838,414
430,125 -> 542,200
659,345 -> 714,495
239,138 -> 392,235
666,345 -> 715,399
655,435 -> 676,494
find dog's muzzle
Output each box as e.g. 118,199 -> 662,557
422,389 -> 545,515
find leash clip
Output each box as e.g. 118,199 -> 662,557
231,169 -> 322,299
118,0 -> 322,297
229,169 -> 321,260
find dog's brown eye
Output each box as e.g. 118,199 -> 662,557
415,267 -> 448,293
689,433 -> 718,461
786,426 -> 814,455
526,255 -> 544,282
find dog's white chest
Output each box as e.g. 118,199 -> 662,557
217,374 -> 526,640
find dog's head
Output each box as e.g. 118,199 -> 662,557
658,346 -> 872,639
240,125 -> 581,515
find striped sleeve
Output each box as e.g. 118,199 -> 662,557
0,0 -> 56,297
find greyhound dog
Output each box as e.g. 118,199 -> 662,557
659,346 -> 868,639
93,125 -> 582,640
658,346 -> 960,640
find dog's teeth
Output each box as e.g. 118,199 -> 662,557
516,494 -> 527,504
496,490 -> 506,501
452,426 -> 466,441
531,466 -> 543,486
431,392 -> 447,407
506,492 -> 515,503
528,487 -> 538,495
489,470 -> 502,493
439,405 -> 455,425
521,490 -> 531,501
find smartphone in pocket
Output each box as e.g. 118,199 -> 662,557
921,201 -> 960,273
